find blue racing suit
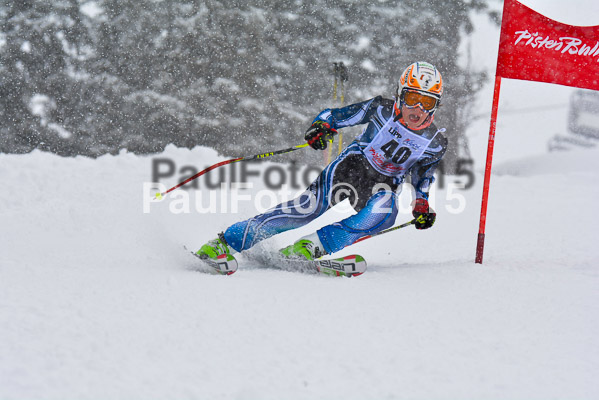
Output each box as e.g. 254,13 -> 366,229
224,96 -> 448,254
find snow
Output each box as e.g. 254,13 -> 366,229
47,122 -> 72,139
579,110 -> 599,128
80,2 -> 103,19
353,36 -> 371,52
1,144 -> 598,399
360,59 -> 377,72
27,95 -> 72,139
20,41 -> 31,53
2,1 -> 599,397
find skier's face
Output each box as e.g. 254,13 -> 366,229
401,103 -> 429,130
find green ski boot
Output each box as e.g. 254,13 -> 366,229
196,233 -> 234,260
280,233 -> 326,261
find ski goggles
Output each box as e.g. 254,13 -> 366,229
402,90 -> 438,111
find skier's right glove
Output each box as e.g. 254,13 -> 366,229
305,121 -> 338,150
412,198 -> 436,230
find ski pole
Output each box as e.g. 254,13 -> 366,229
352,219 -> 416,245
327,62 -> 339,166
338,62 -> 348,157
155,143 -> 309,200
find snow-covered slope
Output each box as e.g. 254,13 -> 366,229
1,145 -> 598,399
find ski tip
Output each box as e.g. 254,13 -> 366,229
218,269 -> 237,276
344,254 -> 367,278
189,249 -> 238,276
343,254 -> 366,263
214,253 -> 238,275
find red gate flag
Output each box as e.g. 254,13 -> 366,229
497,0 -> 599,90
476,0 -> 599,264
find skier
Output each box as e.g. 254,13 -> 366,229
197,61 -> 447,263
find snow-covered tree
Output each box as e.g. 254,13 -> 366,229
1,0 -> 492,169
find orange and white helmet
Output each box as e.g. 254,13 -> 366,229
397,61 -> 443,109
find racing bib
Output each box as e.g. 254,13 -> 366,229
363,117 -> 435,177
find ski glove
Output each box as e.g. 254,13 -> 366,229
412,198 -> 436,230
305,121 -> 338,150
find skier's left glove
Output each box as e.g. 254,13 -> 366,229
412,198 -> 436,230
305,121 -> 338,150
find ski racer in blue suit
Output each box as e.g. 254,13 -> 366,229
198,61 -> 447,261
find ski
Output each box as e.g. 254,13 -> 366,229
186,247 -> 238,275
270,254 -> 367,277
314,254 -> 367,277
185,246 -> 364,277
